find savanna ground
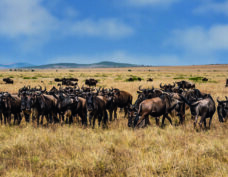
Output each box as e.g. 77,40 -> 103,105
0,65 -> 227,177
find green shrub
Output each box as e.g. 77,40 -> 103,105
189,76 -> 204,82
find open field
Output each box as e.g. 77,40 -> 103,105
0,65 -> 228,177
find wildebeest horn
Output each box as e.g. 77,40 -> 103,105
139,85 -> 142,91
38,85 -> 42,90
217,97 -> 222,103
172,82 -> 176,88
160,83 -> 164,88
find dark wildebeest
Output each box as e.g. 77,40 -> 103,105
109,89 -> 133,120
18,89 -> 32,123
180,94 -> 215,129
147,78 -> 153,82
226,79 -> 228,87
217,97 -> 228,122
62,79 -> 77,86
138,77 -> 142,81
175,80 -> 195,90
26,91 -> 59,126
3,78 -> 13,84
85,79 -> 98,87
160,83 -> 175,92
56,93 -> 87,125
129,94 -> 180,128
0,92 -> 5,124
86,92 -> 108,128
202,78 -> 208,82
1,93 -> 22,125
54,78 -> 62,82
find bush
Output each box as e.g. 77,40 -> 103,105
189,76 -> 204,82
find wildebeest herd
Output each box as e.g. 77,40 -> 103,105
0,80 -> 227,129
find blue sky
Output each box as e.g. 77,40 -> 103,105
0,0 -> 228,65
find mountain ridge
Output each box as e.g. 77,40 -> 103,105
0,61 -> 139,69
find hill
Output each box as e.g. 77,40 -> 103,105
0,63 -> 34,69
29,61 -> 138,69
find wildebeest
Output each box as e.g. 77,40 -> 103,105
86,92 -> 108,128
129,94 -> 181,128
3,78 -> 13,84
85,79 -> 98,87
56,93 -> 87,125
180,94 -> 215,129
1,93 -> 22,125
160,83 -> 175,92
138,77 -> 142,81
108,89 -> 133,120
147,78 -> 153,82
202,78 -> 208,82
62,79 -> 77,86
217,97 -> 228,122
175,80 -> 195,90
25,90 -> 59,126
226,79 -> 228,87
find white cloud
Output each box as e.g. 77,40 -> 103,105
123,0 -> 179,7
0,0 -> 58,37
194,1 -> 228,16
169,24 -> 228,52
68,19 -> 134,38
0,0 -> 133,39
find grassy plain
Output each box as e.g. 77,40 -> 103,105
0,65 -> 227,177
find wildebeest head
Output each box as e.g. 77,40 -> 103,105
20,91 -> 27,111
217,97 -> 228,122
86,92 -> 97,112
2,93 -> 12,109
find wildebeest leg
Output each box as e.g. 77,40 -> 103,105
204,119 -> 207,129
0,113 -> 2,125
155,117 -> 159,126
98,113 -> 102,127
13,114 -> 17,125
161,115 -> 166,127
102,111 -> 108,129
92,114 -> 97,129
124,107 -> 128,118
194,115 -> 198,128
89,112 -> 94,126
17,113 -> 22,125
114,107 -> 117,120
7,113 -> 11,125
37,114 -> 40,127
3,113 -> 7,125
209,116 -> 213,129
109,110 -> 113,121
199,116 -> 205,129
145,115 -> 150,126
166,114 -> 172,125
136,113 -> 146,127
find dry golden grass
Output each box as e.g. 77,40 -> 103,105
0,65 -> 228,177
